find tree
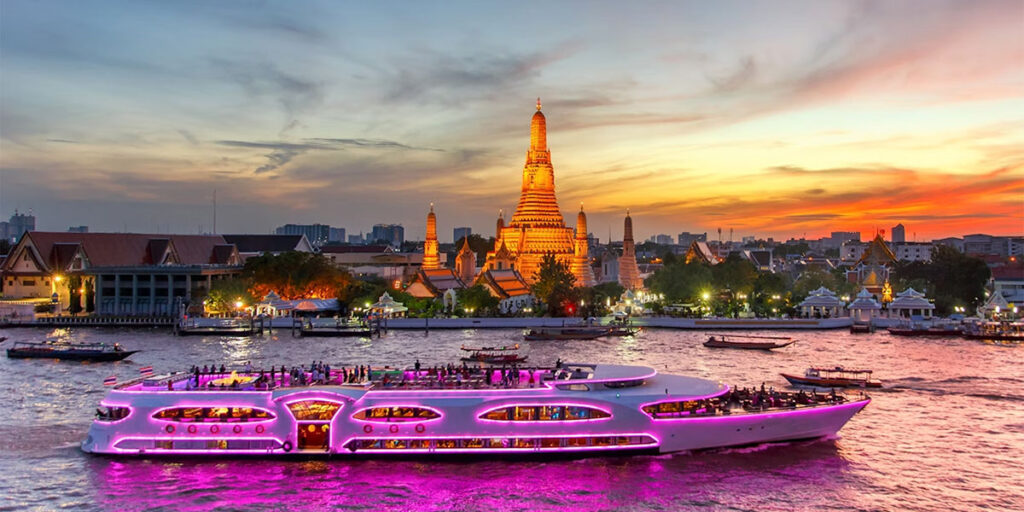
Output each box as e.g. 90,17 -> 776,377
531,254 -> 578,316
457,285 -> 500,316
83,278 -> 96,313
206,278 -> 256,315
645,260 -> 713,303
893,246 -> 990,315
711,253 -> 758,296
67,275 -> 83,314
243,251 -> 352,300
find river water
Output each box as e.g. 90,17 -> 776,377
0,326 -> 1021,511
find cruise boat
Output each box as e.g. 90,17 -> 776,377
82,362 -> 869,458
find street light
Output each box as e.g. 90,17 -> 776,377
702,292 -> 710,300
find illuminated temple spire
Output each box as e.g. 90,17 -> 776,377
618,209 -> 643,290
570,203 -> 597,287
485,100 -> 578,284
422,203 -> 440,270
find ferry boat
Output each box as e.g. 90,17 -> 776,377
82,362 -> 869,457
459,344 -> 527,364
781,367 -> 882,388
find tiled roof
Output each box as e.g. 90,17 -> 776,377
222,234 -> 307,253
7,232 -> 238,271
478,269 -> 531,299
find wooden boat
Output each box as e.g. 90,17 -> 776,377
781,366 -> 882,388
6,341 -> 138,361
607,326 -> 640,337
524,327 -> 610,341
887,327 -> 961,336
459,344 -> 527,364
703,334 -> 794,350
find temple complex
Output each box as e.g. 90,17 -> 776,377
422,204 -> 440,270
618,210 -> 644,290
483,99 -> 582,285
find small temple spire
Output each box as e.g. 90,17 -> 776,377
536,97 -> 542,111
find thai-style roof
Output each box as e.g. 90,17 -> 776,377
685,240 -> 720,265
857,234 -> 897,266
407,268 -> 467,298
476,269 -> 531,300
847,288 -> 881,310
889,288 -> 934,310
798,287 -> 843,308
2,231 -> 241,273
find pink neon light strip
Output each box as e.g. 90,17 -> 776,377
644,398 -> 870,422
350,404 -> 445,424
475,402 -> 613,424
148,405 -> 277,424
341,433 -> 659,454
110,436 -> 284,454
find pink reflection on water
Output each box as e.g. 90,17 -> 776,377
86,439 -> 851,512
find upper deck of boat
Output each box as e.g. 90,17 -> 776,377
111,363 -> 717,397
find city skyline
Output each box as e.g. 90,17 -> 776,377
1,1 -> 1022,241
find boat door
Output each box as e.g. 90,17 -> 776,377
298,422 -> 331,450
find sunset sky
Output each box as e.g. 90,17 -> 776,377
1,0 -> 1022,242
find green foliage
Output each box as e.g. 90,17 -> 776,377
711,253 -> 758,295
892,246 -> 990,315
457,285 -> 500,316
84,278 -> 95,313
792,266 -> 840,300
242,251 -> 352,300
531,254 -> 578,316
67,275 -> 83,314
645,260 -> 713,303
206,278 -> 256,314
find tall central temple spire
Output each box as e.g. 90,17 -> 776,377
485,99 -> 580,284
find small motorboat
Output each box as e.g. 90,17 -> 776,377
6,341 -> 138,362
960,321 -> 1024,342
524,327 -> 610,341
459,344 -> 527,364
850,323 -> 872,334
703,334 -> 794,350
781,366 -> 882,388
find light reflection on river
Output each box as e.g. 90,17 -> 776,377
0,326 -> 1021,511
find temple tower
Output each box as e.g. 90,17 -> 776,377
422,203 -> 440,270
487,98 -> 575,282
455,238 -> 476,284
618,210 -> 643,290
570,205 -> 597,287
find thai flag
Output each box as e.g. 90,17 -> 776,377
103,375 -> 117,386
139,365 -> 154,376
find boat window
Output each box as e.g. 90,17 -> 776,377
642,399 -> 717,419
152,407 -> 275,422
479,405 -> 610,421
603,380 -> 645,389
95,406 -> 130,422
351,406 -> 440,422
287,400 -> 342,421
556,384 -> 590,391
